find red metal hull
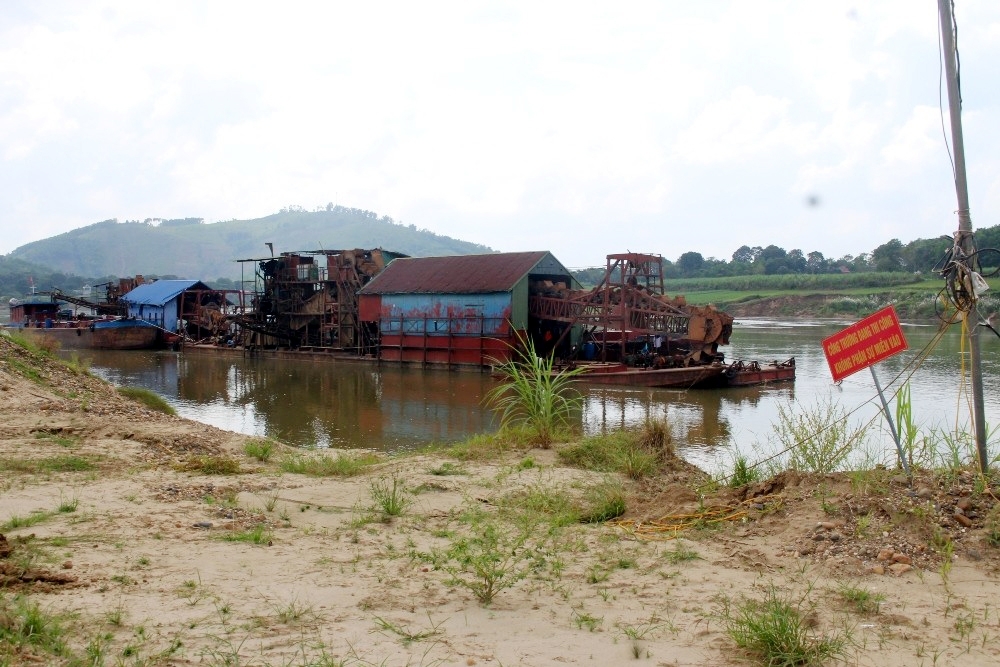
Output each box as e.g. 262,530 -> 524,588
8,319 -> 164,350
567,362 -> 728,388
90,320 -> 163,350
565,357 -> 795,389
723,359 -> 796,387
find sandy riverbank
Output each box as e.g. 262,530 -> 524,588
2,332 -> 1000,666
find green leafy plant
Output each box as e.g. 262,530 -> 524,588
485,335 -> 587,447
441,514 -> 540,605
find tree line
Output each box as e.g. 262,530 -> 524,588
571,223 -> 1000,283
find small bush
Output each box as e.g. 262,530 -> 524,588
775,397 -> 865,474
442,516 -> 540,605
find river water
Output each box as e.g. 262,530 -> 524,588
69,319 -> 1000,473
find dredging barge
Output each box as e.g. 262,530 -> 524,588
195,248 -> 793,389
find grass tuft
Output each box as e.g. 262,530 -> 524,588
193,455 -> 241,475
558,429 -> 659,479
221,524 -> 272,545
243,438 -> 277,462
280,451 -> 380,477
116,386 -> 176,415
368,474 -> 412,520
717,586 -> 848,666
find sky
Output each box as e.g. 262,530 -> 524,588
1,1 -> 998,269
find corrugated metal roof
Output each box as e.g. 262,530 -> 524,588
359,252 -> 562,295
123,280 -> 209,306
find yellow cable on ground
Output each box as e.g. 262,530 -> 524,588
609,493 -> 783,541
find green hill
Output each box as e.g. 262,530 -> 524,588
8,207 -> 494,282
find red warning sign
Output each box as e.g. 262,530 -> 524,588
822,306 -> 908,382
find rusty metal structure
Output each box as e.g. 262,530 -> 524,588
46,276 -> 150,316
235,249 -> 406,351
529,252 -> 734,367
222,249 -> 735,372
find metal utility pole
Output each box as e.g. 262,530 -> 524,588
937,0 -> 989,473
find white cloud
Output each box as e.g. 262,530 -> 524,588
0,0 -> 998,267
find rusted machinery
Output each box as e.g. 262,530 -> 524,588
528,252 -> 733,367
235,249 -> 403,350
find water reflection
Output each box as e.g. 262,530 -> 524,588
71,319 -> 1000,472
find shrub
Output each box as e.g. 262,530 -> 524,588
775,397 -> 866,474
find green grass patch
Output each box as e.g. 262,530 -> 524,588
280,451 -> 381,477
116,386 -> 176,415
559,430 -> 660,479
2,511 -> 55,531
836,583 -> 885,615
438,429 -> 533,461
221,523 -> 272,545
717,586 -> 849,666
191,455 -> 242,475
0,594 -> 70,660
33,431 -> 79,448
0,454 -> 96,474
7,358 -> 45,383
243,437 -> 277,462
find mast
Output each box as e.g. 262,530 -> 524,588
937,0 -> 988,473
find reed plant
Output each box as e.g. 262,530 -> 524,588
485,335 -> 587,447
